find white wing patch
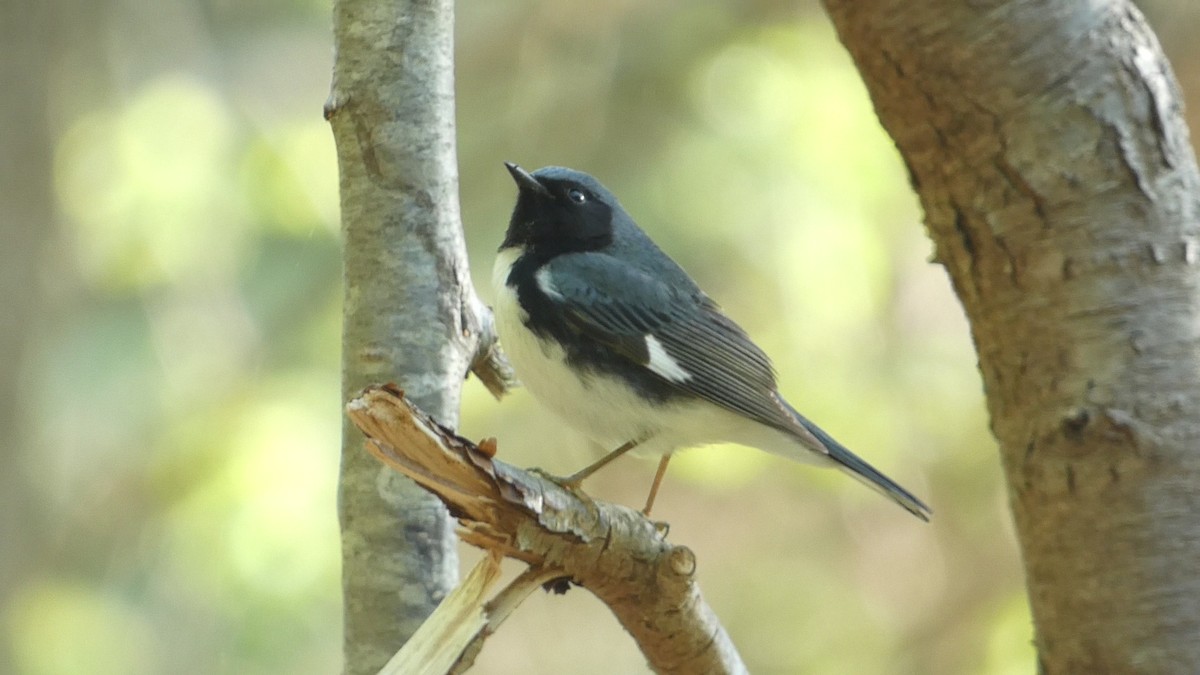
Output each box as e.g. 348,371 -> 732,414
645,334 -> 691,382
534,267 -> 564,300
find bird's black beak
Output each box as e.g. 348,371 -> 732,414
504,161 -> 550,197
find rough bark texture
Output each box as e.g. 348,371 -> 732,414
326,0 -> 511,672
822,1 -> 1200,671
347,386 -> 748,675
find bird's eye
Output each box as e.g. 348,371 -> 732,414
567,189 -> 587,204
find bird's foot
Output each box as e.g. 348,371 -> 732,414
528,467 -> 587,495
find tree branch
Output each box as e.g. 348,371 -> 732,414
466,292 -> 519,400
346,384 -> 747,675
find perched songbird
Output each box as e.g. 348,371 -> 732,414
492,162 -> 931,521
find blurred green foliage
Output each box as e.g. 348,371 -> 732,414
5,1 -> 1197,673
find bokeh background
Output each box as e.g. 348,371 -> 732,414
4,1 -> 1198,673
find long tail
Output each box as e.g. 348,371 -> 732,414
784,402 -> 932,522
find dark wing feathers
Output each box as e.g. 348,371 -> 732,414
539,253 -> 934,521
543,253 -> 796,433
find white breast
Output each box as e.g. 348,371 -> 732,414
492,248 -> 652,449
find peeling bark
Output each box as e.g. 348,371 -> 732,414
347,386 -> 747,675
823,1 -> 1200,671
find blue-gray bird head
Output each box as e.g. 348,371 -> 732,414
501,163 -> 624,257
501,163 -> 692,283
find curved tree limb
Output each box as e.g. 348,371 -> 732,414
822,1 -> 1200,670
346,385 -> 747,675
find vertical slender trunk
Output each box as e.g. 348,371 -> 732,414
823,1 -> 1200,670
326,1 -> 477,672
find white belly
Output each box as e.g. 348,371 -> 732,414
492,248 -> 654,449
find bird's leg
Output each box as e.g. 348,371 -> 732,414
561,438 -> 641,487
642,454 -> 672,516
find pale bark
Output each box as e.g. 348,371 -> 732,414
347,385 -> 747,675
823,1 -> 1200,671
326,0 -> 511,672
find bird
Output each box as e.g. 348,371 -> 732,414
491,161 -> 931,521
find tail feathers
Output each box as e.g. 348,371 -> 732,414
785,403 -> 932,522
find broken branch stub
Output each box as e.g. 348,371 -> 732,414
345,384 -> 747,674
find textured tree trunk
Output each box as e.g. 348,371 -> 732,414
823,1 -> 1200,671
326,0 -> 490,672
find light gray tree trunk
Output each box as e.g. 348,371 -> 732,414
823,1 -> 1200,671
326,1 -> 504,672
